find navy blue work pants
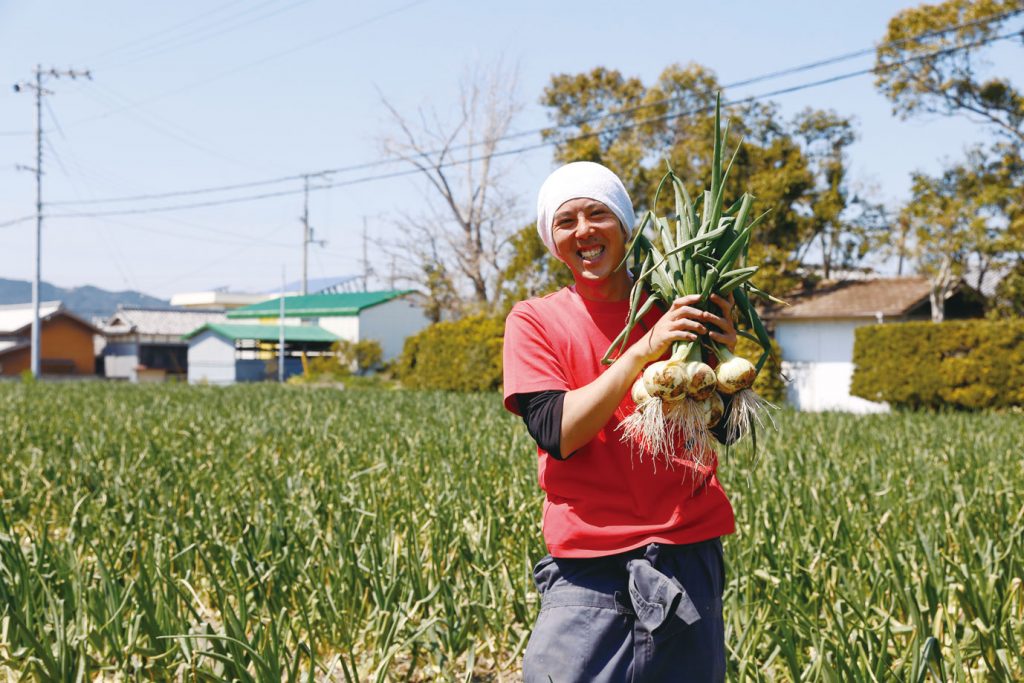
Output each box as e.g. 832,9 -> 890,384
522,539 -> 726,682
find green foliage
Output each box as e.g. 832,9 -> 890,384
875,0 -> 1024,144
850,319 -> 1024,408
343,338 -> 383,374
794,108 -> 887,279
420,261 -> 460,323
990,258 -> 1024,317
0,383 -> 540,680
299,339 -> 384,383
2,383 -> 1023,678
901,146 -> 1024,321
396,314 -> 504,391
541,63 -> 873,295
877,1 -> 1024,306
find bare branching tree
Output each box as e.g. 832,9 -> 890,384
380,62 -> 523,318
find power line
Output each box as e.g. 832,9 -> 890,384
85,0 -> 254,62
45,11 -> 1024,210
39,117 -> 144,291
591,5 -> 1024,126
38,27 -> 1021,221
0,215 -> 35,228
89,214 -> 296,248
80,82 -> 279,171
68,0 -> 432,128
12,65 -> 92,378
98,0 -> 322,70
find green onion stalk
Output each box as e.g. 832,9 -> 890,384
608,95 -> 784,468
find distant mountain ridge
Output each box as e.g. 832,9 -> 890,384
0,278 -> 167,321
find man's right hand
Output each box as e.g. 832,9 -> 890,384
628,295 -> 711,364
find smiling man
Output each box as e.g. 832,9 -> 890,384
503,161 -> 738,681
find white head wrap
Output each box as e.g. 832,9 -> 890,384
536,161 -> 636,261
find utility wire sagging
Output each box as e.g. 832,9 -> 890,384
29,25 -> 1022,223
35,10 -> 1024,218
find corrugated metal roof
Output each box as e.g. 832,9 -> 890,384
101,306 -> 227,336
227,290 -> 411,319
0,301 -> 62,333
266,275 -> 362,295
183,323 -> 338,343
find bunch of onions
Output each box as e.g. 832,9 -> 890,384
605,96 -> 783,467
622,340 -> 719,466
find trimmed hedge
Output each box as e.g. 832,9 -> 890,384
398,312 -> 788,405
850,320 -> 1024,409
396,314 -> 505,391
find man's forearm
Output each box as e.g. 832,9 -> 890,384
560,347 -> 646,455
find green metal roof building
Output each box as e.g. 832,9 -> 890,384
226,291 -> 413,319
223,290 -> 428,364
184,322 -> 338,385
184,322 -> 339,343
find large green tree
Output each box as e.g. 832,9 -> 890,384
876,0 -> 1024,316
875,0 -> 1024,144
538,63 -> 872,294
793,108 -> 888,280
902,165 -> 980,322
901,148 -> 1021,321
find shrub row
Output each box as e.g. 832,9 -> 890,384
850,319 -> 1024,409
396,314 -> 505,391
398,312 -> 787,404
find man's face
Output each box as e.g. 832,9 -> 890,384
551,198 -> 626,284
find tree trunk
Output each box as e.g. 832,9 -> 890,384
929,286 -> 945,323
929,254 -> 955,323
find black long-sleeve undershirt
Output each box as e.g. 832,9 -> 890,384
515,390 -> 570,460
514,389 -> 738,462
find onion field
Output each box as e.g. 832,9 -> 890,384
0,382 -> 1021,681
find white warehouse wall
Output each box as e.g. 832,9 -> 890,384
103,341 -> 138,380
358,297 -> 430,361
775,318 -> 888,413
187,331 -> 236,385
318,316 -> 360,342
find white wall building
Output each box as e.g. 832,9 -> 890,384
225,290 -> 429,362
185,322 -> 337,385
169,291 -> 271,310
768,276 -> 985,413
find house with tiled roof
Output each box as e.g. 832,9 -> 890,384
98,306 -> 228,381
765,276 -> 985,412
0,301 -> 98,376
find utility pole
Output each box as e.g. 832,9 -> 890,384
13,65 -> 91,378
361,216 -> 374,292
300,173 -> 329,296
279,267 -> 286,383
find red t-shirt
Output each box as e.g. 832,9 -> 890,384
503,286 -> 735,558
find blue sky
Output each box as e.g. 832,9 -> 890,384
0,1 -> 1020,299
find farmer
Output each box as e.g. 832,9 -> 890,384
503,161 -> 738,681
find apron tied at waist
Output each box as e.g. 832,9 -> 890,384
625,543 -> 702,632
